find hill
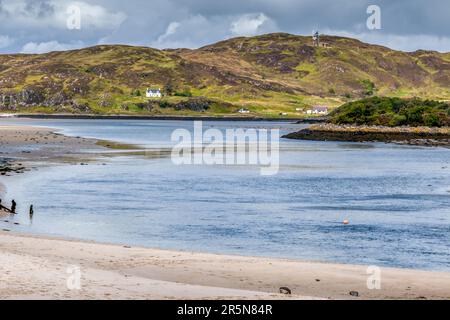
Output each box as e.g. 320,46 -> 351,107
328,97 -> 450,127
1,33 -> 450,117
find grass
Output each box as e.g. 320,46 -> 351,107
295,63 -> 317,74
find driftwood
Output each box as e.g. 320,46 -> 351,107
0,205 -> 12,213
0,203 -> 14,214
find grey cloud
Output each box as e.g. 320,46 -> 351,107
0,0 -> 449,53
24,0 -> 55,18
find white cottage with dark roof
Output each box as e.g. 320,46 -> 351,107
306,106 -> 329,115
146,88 -> 162,98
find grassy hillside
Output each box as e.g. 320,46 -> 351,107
1,33 -> 450,117
329,97 -> 450,127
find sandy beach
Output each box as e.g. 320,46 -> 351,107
1,124 -> 450,300
0,231 -> 449,300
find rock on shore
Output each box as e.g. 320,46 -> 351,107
282,124 -> 450,146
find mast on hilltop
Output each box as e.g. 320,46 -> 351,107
312,31 -> 320,47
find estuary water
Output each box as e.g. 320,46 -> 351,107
1,118 -> 450,271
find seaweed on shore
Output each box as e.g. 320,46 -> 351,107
0,159 -> 27,176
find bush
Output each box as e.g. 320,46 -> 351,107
174,90 -> 192,97
361,79 -> 376,96
174,87 -> 193,97
159,101 -> 171,108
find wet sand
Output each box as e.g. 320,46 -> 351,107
0,125 -> 120,163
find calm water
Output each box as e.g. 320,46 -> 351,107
1,118 -> 450,271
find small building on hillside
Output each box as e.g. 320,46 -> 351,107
306,106 -> 329,115
146,88 -> 162,98
238,108 -> 250,114
0,113 -> 16,118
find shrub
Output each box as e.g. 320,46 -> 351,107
361,79 -> 376,96
174,89 -> 192,97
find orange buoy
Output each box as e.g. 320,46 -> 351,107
343,219 -> 350,225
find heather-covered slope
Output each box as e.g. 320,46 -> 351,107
1,33 -> 449,117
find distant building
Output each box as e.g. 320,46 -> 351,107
238,108 -> 250,114
0,113 -> 16,118
146,88 -> 162,98
306,106 -> 329,115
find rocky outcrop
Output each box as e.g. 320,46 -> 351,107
119,98 -> 213,113
44,92 -> 71,106
173,98 -> 211,112
0,88 -> 46,110
283,124 -> 450,147
0,88 -> 90,112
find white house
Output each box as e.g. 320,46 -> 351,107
238,108 -> 250,114
146,88 -> 162,98
306,106 -> 329,115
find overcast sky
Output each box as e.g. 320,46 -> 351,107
0,0 -> 449,54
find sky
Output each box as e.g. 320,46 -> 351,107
0,0 -> 449,54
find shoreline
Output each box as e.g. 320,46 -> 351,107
12,113 -> 326,123
1,230 -> 449,300
283,124 -> 450,146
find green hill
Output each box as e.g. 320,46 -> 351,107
1,33 -> 450,117
329,97 -> 450,127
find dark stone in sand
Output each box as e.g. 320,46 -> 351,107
349,291 -> 359,297
279,287 -> 292,295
